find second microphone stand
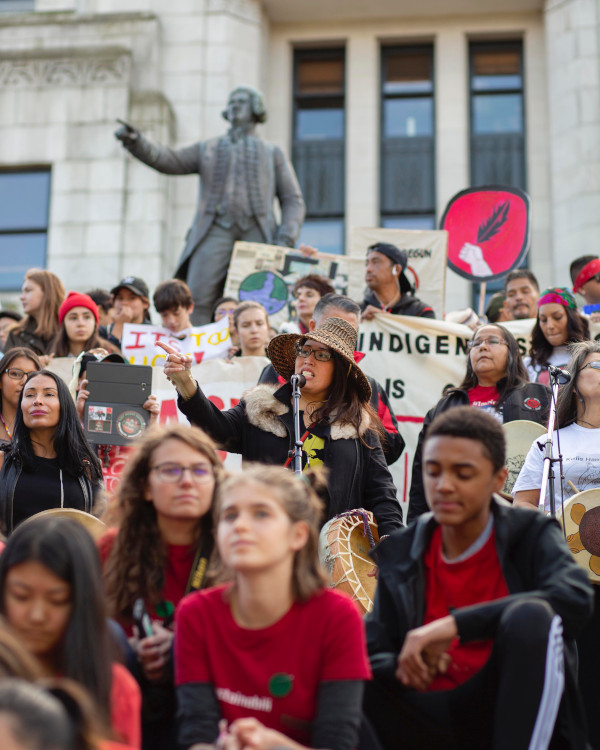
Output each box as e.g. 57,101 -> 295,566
290,374 -> 305,476
538,365 -> 571,518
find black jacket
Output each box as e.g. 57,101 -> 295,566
407,381 -> 551,523
4,319 -> 51,356
360,290 -> 434,318
366,499 -> 593,749
178,382 -> 403,533
0,449 -> 97,535
257,363 -> 405,465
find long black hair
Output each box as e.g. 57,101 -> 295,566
446,324 -> 529,409
0,517 -> 113,722
529,307 -> 589,368
11,370 -> 102,481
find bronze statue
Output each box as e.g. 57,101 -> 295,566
115,86 -> 305,325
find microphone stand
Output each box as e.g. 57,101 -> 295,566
290,374 -> 305,477
538,365 -> 570,517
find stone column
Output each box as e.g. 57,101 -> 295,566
544,0 -> 600,282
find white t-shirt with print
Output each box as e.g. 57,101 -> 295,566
524,345 -> 570,384
512,422 -> 600,512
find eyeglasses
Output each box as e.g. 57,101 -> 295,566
467,337 -> 507,350
579,361 -> 600,372
150,462 -> 214,483
295,344 -> 335,362
3,368 -> 36,381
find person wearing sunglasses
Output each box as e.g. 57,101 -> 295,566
514,340 -> 600,512
159,317 -> 403,534
408,324 -> 551,523
0,347 -> 42,442
100,423 -> 225,750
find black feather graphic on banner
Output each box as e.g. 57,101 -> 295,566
476,200 -> 510,243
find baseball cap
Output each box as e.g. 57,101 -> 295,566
111,276 -> 149,299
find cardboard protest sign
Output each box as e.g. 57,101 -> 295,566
224,241 -> 365,329
441,186 -> 530,282
121,318 -> 230,366
350,228 -> 448,318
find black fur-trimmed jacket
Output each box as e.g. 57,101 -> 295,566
178,382 -> 403,533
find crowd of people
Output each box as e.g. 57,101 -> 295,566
0,249 -> 599,750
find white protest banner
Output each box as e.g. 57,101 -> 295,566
350,228 -> 448,318
151,356 -> 270,471
121,318 -> 230,366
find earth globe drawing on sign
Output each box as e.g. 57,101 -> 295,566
238,271 -> 289,315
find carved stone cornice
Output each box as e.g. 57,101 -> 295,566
0,46 -> 131,88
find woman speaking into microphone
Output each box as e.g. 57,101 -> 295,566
158,317 -> 402,534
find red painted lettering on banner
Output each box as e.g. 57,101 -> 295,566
124,330 -> 146,350
208,395 -> 224,410
159,399 -> 179,424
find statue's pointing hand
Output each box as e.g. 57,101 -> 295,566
115,118 -> 140,147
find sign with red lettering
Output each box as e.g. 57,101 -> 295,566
121,318 -> 230,365
440,186 -> 530,282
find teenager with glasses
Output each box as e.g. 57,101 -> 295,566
0,347 -> 42,442
99,424 -> 224,750
408,324 -> 550,523
158,317 -> 403,534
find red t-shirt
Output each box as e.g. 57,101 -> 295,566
110,663 -> 142,748
423,525 -> 509,691
467,384 -> 499,409
98,528 -> 198,634
175,585 -> 371,745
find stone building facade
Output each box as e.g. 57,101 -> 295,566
0,0 -> 598,312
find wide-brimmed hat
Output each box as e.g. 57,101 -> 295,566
267,317 -> 372,401
20,508 -> 106,541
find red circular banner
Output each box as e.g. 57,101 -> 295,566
440,186 -> 530,282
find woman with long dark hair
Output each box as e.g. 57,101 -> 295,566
159,317 -> 402,534
525,287 -> 589,384
176,465 -> 370,750
100,424 -> 224,750
0,347 -> 41,441
5,269 -> 65,357
408,323 -> 550,522
0,516 -> 141,746
0,370 -> 104,534
514,340 -> 600,511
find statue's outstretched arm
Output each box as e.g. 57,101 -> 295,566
115,119 -> 201,175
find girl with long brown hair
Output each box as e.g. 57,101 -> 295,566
175,465 -> 371,750
5,269 -> 65,356
99,424 -> 224,750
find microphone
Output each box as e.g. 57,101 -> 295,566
290,374 -> 306,388
546,365 -> 572,384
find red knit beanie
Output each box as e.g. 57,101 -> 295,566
59,292 -> 100,325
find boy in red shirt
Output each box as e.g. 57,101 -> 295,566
365,407 -> 593,750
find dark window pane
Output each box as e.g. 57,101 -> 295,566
381,215 -> 436,230
297,219 -> 344,255
296,109 -> 344,140
384,98 -> 433,137
297,58 -> 344,96
384,51 -> 432,95
0,233 -> 47,290
473,94 -> 522,134
0,171 -> 51,230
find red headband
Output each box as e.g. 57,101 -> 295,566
573,259 -> 600,293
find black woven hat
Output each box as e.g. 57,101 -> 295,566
267,317 -> 371,401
